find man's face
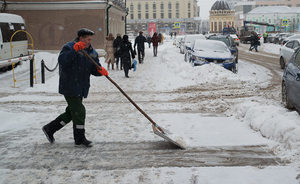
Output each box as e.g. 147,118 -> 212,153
80,35 -> 93,48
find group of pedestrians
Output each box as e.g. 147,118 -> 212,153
104,31 -> 161,77
104,33 -> 135,78
249,31 -> 260,52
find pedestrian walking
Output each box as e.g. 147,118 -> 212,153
105,33 -> 115,70
151,32 -> 159,57
42,28 -> 108,147
249,32 -> 260,52
147,36 -> 151,48
161,34 -> 164,44
158,33 -> 162,45
134,31 -> 147,64
113,34 -> 122,70
116,35 -> 135,78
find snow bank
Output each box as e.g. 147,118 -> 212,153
231,100 -> 300,149
260,43 -> 281,55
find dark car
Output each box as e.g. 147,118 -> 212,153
282,47 -> 300,112
207,35 -> 238,63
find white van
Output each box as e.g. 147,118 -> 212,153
0,13 -> 31,69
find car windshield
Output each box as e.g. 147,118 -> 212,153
209,37 -> 230,47
193,40 -> 228,52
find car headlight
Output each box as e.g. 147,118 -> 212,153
192,56 -> 206,64
224,59 -> 234,63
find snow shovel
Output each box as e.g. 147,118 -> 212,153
81,50 -> 186,149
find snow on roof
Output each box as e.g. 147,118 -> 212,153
248,6 -> 300,14
0,13 -> 24,23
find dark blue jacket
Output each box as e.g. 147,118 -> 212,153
58,41 -> 101,98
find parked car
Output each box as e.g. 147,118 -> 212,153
182,34 -> 206,62
282,47 -> 300,112
279,39 -> 300,69
282,34 -> 300,45
207,34 -> 238,63
0,13 -> 31,70
180,34 -> 205,54
189,39 -> 237,73
267,33 -> 277,43
230,34 -> 239,46
274,33 -> 291,44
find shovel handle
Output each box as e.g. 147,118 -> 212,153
81,50 -> 165,134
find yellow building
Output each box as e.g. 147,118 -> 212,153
126,0 -> 199,35
127,0 -> 198,20
209,0 -> 235,33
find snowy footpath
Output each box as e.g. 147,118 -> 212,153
0,38 -> 299,183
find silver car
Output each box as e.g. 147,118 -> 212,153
280,39 -> 300,69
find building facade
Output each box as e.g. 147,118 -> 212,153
0,0 -> 126,50
126,0 -> 199,35
246,6 -> 300,33
234,0 -> 300,32
209,0 -> 235,33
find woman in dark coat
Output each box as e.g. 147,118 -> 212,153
117,35 -> 135,78
151,32 -> 159,57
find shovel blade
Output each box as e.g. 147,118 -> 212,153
152,125 -> 186,149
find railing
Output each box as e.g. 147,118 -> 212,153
9,30 -> 36,88
41,59 -> 59,84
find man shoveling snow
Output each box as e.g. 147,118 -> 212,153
42,28 -> 108,148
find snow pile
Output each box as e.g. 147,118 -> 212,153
231,100 -> 300,149
260,43 -> 281,55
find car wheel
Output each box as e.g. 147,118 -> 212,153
280,57 -> 285,69
282,81 -> 294,109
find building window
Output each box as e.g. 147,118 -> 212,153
138,3 -> 141,19
168,2 -> 172,19
161,3 -> 164,19
211,22 -> 213,31
130,4 -> 134,20
176,2 -> 179,18
219,22 -> 222,32
153,3 -> 156,19
214,22 -> 217,32
188,2 -> 191,18
145,3 -> 149,19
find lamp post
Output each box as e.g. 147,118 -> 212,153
106,1 -> 113,36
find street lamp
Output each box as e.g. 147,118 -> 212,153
106,1 -> 113,36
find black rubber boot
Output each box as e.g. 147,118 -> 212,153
42,116 -> 65,143
73,126 -> 92,147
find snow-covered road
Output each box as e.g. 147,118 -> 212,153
0,38 -> 299,183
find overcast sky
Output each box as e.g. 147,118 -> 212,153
198,0 -> 218,19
